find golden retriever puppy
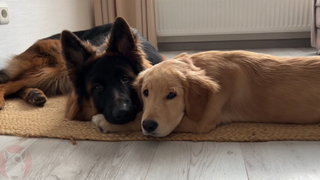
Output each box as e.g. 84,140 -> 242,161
92,50 -> 320,137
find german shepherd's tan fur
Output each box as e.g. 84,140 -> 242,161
0,39 -> 71,109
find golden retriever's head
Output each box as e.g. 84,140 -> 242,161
134,53 -> 219,137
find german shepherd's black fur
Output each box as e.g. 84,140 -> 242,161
0,17 -> 164,125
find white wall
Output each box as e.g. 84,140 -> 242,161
0,0 -> 94,68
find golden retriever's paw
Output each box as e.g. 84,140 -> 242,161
92,114 -> 114,133
0,96 -> 5,110
27,89 -> 47,107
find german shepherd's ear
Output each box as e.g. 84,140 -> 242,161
61,30 -> 93,68
107,17 -> 138,57
61,30 -> 94,81
180,57 -> 220,121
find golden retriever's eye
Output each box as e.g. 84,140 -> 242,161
121,75 -> 130,83
167,92 -> 176,100
143,89 -> 149,97
94,84 -> 103,91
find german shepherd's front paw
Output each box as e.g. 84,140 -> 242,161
27,90 -> 47,107
92,114 -> 120,133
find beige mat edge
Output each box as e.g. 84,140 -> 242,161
1,96 -> 320,143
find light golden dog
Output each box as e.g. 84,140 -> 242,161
92,50 -> 320,137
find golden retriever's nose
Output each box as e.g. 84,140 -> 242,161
142,120 -> 158,133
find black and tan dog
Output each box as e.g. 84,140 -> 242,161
0,17 -> 164,124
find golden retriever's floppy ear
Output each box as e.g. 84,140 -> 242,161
181,58 -> 219,121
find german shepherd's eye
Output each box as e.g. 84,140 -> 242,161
143,89 -> 149,97
167,92 -> 176,100
94,84 -> 103,91
121,75 -> 130,83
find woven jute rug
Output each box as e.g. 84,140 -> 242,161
1,96 -> 320,143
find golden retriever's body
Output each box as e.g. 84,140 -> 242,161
92,50 -> 320,137
189,51 -> 320,124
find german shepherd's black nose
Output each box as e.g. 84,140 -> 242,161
112,105 -> 130,120
142,120 -> 158,133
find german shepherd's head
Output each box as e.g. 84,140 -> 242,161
61,17 -> 153,124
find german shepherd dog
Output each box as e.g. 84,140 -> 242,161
0,17 -> 164,124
